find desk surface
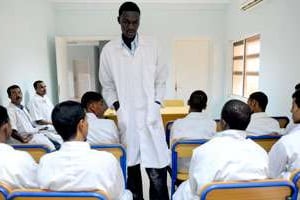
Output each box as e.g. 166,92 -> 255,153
104,106 -> 189,127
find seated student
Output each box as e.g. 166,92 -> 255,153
0,105 -> 38,189
81,91 -> 121,145
28,80 -> 53,126
37,101 -> 132,200
170,90 -> 216,171
246,91 -> 281,135
269,89 -> 300,179
6,85 -> 60,151
173,99 -> 268,200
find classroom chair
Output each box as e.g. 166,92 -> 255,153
91,144 -> 127,185
0,182 -> 12,200
199,179 -> 297,200
272,116 -> 290,128
171,139 -> 207,196
163,99 -> 184,107
291,169 -> 300,199
246,135 -> 281,152
11,144 -> 51,163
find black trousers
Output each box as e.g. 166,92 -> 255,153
127,164 -> 169,200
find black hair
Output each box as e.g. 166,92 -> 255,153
295,83 -> 300,91
33,80 -> 43,89
188,90 -> 207,112
119,1 -> 140,16
81,91 -> 103,109
292,89 -> 300,108
221,99 -> 251,130
0,105 -> 9,128
249,91 -> 268,112
7,85 -> 20,97
52,101 -> 85,141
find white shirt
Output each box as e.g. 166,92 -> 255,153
99,35 -> 169,168
247,112 -> 281,135
28,94 -> 54,122
269,124 -> 300,179
0,143 -> 38,189
170,112 -> 216,171
37,141 -> 132,200
86,112 -> 121,145
173,130 -> 268,200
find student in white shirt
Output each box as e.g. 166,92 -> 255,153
246,91 -> 281,135
0,105 -> 38,189
37,101 -> 132,200
173,99 -> 268,200
6,85 -> 59,151
28,80 -> 53,125
81,91 -> 121,145
269,89 -> 300,179
170,90 -> 216,171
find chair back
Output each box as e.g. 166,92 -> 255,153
0,182 -> 12,200
246,135 -> 281,152
199,179 -> 297,200
12,144 -> 51,163
171,139 -> 207,196
272,116 -> 290,128
8,189 -> 108,200
165,121 -> 174,148
91,144 -> 126,184
163,99 -> 184,107
291,169 -> 300,199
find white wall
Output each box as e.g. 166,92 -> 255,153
226,0 -> 300,118
0,0 -> 56,106
54,3 -> 227,117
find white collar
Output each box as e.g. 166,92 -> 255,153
215,129 -> 247,140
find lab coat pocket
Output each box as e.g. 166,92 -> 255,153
147,103 -> 161,126
116,107 -> 126,134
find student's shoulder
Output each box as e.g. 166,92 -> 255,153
89,149 -> 118,162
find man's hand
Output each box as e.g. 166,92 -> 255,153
20,134 -> 33,143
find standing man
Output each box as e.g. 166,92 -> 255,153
28,80 -> 53,125
99,2 -> 169,200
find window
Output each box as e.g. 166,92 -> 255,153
232,34 -> 260,97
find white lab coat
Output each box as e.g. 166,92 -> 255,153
173,130 -> 268,200
28,94 -> 54,122
86,112 -> 121,145
170,112 -> 216,171
246,112 -> 281,135
6,103 -> 60,151
37,141 -> 132,200
269,124 -> 300,179
99,35 -> 169,168
0,143 -> 38,189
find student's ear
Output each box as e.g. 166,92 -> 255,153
220,119 -> 228,131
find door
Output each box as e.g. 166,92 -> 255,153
173,39 -> 211,102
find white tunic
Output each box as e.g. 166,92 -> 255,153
37,141 -> 132,200
0,143 -> 38,189
86,112 -> 121,145
269,124 -> 300,179
170,112 -> 216,171
99,35 -> 169,168
7,103 -> 56,151
27,94 -> 54,122
173,130 -> 268,200
246,112 -> 281,135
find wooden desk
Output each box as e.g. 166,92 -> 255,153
104,106 -> 189,128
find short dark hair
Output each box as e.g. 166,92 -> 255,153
188,90 -> 207,112
0,105 -> 9,128
221,99 -> 251,130
81,91 -> 103,109
295,83 -> 300,91
119,1 -> 140,16
52,101 -> 85,141
249,91 -> 268,111
292,90 -> 300,108
7,85 -> 20,97
33,80 -> 43,89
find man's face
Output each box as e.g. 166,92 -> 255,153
291,98 -> 300,123
118,11 -> 140,39
9,88 -> 23,105
36,82 -> 47,96
91,100 -> 107,118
